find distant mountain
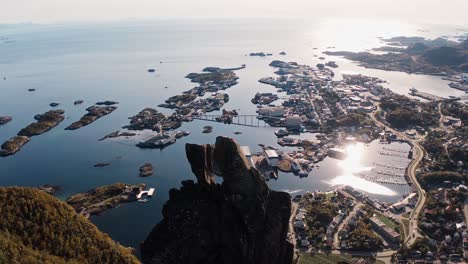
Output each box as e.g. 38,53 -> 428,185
325,36 -> 468,74
0,187 -> 140,264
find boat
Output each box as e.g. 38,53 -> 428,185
174,130 -> 190,139
138,199 -> 149,203
274,128 -> 289,137
147,69 -> 155,73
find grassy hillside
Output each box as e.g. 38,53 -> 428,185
0,187 -> 140,264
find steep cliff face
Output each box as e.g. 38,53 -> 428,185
141,136 -> 293,264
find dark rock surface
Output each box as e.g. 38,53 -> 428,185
141,136 -> 293,264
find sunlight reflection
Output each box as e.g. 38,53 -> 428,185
331,143 -> 397,196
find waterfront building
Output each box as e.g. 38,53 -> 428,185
285,115 -> 303,129
258,106 -> 285,117
264,149 -> 279,167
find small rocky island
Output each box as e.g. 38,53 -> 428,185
66,183 -> 146,216
140,137 -> 293,264
99,130 -> 136,141
139,163 -> 154,177
65,105 -> 117,130
19,110 -> 65,136
0,116 -> 12,125
0,110 -> 65,157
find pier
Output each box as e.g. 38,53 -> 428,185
409,89 -> 444,101
193,114 -> 270,127
137,188 -> 155,199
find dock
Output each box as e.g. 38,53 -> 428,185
409,89 -> 443,101
137,188 -> 155,199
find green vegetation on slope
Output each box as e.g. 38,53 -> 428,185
0,187 -> 140,264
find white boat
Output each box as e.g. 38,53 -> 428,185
274,129 -> 289,137
138,199 -> 149,203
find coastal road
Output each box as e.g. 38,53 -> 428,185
369,109 -> 426,246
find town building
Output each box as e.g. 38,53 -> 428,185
369,217 -> 400,244
258,106 -> 285,117
264,149 -> 279,167
285,115 -> 303,129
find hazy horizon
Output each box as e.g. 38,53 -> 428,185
2,0 -> 468,26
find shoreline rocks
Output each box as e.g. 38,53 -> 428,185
65,105 -> 117,130
35,184 -> 61,195
140,137 -> 293,264
139,163 -> 153,177
66,183 -> 146,216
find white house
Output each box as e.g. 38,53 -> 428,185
264,149 -> 279,167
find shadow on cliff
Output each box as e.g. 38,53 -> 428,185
141,136 -> 293,264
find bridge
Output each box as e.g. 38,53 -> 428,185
193,114 -> 275,127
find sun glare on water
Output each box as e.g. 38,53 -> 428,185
331,143 -> 397,196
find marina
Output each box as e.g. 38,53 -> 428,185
0,18 -> 458,251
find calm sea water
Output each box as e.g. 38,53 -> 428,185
0,18 -> 465,249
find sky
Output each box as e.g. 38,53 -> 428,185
1,0 -> 468,26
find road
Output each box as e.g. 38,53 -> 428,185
289,201 -> 299,262
333,203 -> 363,249
369,109 -> 426,246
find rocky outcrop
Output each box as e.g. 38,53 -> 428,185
141,136 -> 293,264
65,105 -> 117,130
1,110 -> 65,157
139,163 -> 154,177
0,116 -> 12,125
66,183 -> 146,216
18,110 -> 65,136
99,130 -> 136,141
0,136 -> 30,157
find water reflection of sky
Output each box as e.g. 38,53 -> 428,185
331,143 -> 402,196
